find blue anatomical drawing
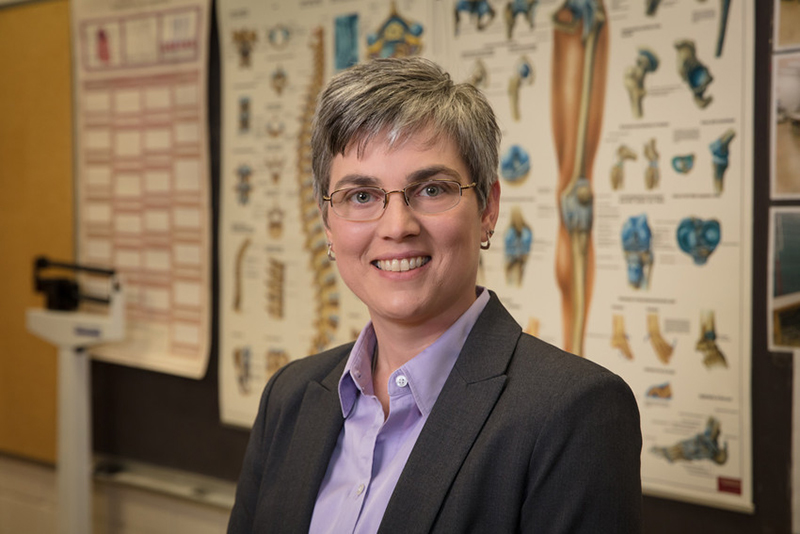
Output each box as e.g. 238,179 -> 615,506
676,217 -> 721,265
621,214 -> 653,289
651,417 -> 728,465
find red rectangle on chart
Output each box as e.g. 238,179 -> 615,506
717,477 -> 742,495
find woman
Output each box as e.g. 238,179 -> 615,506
229,57 -> 642,534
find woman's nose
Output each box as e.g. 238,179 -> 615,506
377,191 -> 420,239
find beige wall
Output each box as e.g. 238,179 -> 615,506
0,0 -> 74,463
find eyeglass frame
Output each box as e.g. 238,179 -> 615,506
322,179 -> 478,221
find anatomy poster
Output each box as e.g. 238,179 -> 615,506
217,0 -> 754,511
72,0 -> 212,378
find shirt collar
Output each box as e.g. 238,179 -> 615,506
337,286 -> 490,418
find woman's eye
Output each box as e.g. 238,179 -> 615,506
419,183 -> 444,197
346,189 -> 379,204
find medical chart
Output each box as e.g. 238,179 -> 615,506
217,0 -> 754,511
72,0 -> 212,378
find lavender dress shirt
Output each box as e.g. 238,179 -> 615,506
308,288 -> 490,534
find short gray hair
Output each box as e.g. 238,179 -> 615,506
311,57 -> 500,216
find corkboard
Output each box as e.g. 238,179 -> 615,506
0,0 -> 73,464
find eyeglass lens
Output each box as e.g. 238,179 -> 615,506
330,180 -> 465,220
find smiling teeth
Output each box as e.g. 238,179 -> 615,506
376,256 -> 429,272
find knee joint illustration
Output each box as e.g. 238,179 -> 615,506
621,214 -> 653,290
677,216 -> 721,265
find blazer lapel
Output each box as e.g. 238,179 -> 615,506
275,351 -> 348,533
379,294 -> 522,533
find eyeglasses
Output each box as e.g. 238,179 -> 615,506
323,179 -> 477,222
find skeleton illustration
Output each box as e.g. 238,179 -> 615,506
671,153 -> 695,174
232,29 -> 257,67
610,144 -> 636,190
239,96 -> 251,133
610,314 -> 633,360
643,138 -> 659,190
234,346 -> 251,394
367,2 -> 423,59
621,214 -> 653,290
467,59 -> 489,88
504,0 -> 539,40
233,238 -> 251,312
504,206 -> 533,286
716,0 -> 731,57
696,310 -> 727,368
709,129 -> 735,194
508,56 -> 534,121
235,164 -> 252,205
647,312 -> 673,364
675,39 -> 713,108
651,417 -> 728,465
298,28 -> 339,354
645,382 -> 672,399
266,258 -> 285,319
455,0 -> 496,35
676,216 -> 721,265
501,144 -> 531,184
551,0 -> 609,356
645,0 -> 661,16
624,47 -> 659,118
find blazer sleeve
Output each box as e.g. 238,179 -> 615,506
520,370 -> 643,533
227,363 -> 291,534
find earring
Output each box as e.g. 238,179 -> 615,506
481,229 -> 494,250
327,242 -> 336,261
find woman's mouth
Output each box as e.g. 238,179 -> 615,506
373,256 -> 431,272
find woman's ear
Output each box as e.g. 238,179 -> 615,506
482,180 -> 501,229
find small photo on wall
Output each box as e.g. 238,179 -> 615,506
771,52 -> 800,199
768,207 -> 800,352
775,0 -> 800,51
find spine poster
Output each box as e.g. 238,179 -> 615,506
218,0 -> 753,512
72,0 -> 212,378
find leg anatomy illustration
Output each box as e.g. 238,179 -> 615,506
610,144 -> 636,190
709,128 -> 735,194
610,314 -> 633,360
696,310 -> 727,368
651,417 -> 728,465
643,138 -> 659,189
676,216 -> 721,265
624,47 -> 659,119
647,312 -> 673,364
551,0 -> 609,356
675,39 -> 713,108
621,213 -> 653,290
508,55 -> 534,121
504,206 -> 533,286
504,0 -> 539,39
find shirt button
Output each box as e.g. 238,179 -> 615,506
395,375 -> 408,388
356,484 -> 365,496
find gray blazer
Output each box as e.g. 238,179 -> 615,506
228,292 -> 642,533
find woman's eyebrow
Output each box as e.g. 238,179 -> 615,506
406,165 -> 462,183
330,174 -> 380,190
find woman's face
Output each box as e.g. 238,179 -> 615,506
324,132 -> 500,332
